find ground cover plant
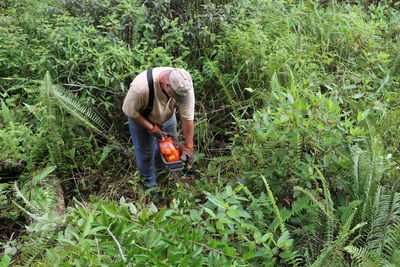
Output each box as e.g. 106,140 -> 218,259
1,0 -> 399,266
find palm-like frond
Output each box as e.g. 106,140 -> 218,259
344,245 -> 379,266
262,175 -> 286,233
12,171 -> 63,265
368,189 -> 400,256
19,235 -> 53,266
384,220 -> 400,260
311,222 -> 366,267
42,72 -> 108,136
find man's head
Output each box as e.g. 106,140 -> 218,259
168,68 -> 193,104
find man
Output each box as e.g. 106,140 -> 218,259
122,67 -> 195,193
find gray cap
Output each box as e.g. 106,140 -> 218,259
169,68 -> 193,103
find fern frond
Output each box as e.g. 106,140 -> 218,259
293,186 -> 335,222
350,141 -> 384,225
40,72 -> 126,153
360,156 -> 376,223
339,205 -> 358,236
344,245 -> 379,266
351,146 -> 362,196
13,182 -> 40,214
42,184 -> 58,213
242,185 -> 266,226
40,71 -> 108,135
13,179 -> 59,225
290,196 -> 310,216
365,136 -> 384,199
310,222 -> 366,267
261,175 -> 286,233
307,213 -> 325,260
295,131 -> 302,162
52,84 -> 108,135
368,189 -> 400,257
20,234 -> 53,266
384,220 -> 400,260
316,168 -> 336,243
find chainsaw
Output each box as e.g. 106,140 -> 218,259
159,136 -> 184,172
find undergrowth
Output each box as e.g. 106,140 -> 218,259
1,0 -> 400,266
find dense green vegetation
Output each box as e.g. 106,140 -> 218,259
1,0 -> 399,266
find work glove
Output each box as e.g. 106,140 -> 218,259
181,142 -> 194,162
148,124 -> 167,140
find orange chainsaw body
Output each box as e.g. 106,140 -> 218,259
159,137 -> 181,162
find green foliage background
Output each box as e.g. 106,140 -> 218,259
1,0 -> 399,266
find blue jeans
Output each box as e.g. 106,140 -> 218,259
128,115 -> 177,189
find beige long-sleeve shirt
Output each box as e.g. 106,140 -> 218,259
122,67 -> 195,125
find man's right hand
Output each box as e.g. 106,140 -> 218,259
148,124 -> 167,139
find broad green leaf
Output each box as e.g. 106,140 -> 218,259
190,209 -> 202,222
103,205 -> 119,218
207,196 -> 226,210
154,207 -> 168,223
293,98 -> 307,110
226,186 -> 233,196
357,109 -> 370,121
203,207 -> 216,218
112,221 -> 125,238
223,246 -> 236,256
277,231 -> 290,248
88,226 -> 108,235
82,212 -> 94,237
0,183 -> 10,190
4,246 -> 16,256
237,209 -> 251,218
129,203 -> 137,215
57,237 -> 76,246
0,255 -> 11,266
352,93 -> 364,99
227,208 -> 239,218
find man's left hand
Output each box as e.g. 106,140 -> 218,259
181,142 -> 194,162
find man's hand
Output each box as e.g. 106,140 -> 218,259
181,142 -> 194,162
148,124 -> 167,139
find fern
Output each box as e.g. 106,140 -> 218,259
316,168 -> 335,243
310,222 -> 366,267
41,72 -> 128,156
362,137 -> 384,221
13,182 -> 58,219
241,185 -> 266,227
340,138 -> 400,265
351,145 -> 362,197
293,186 -> 335,223
12,171 -> 64,265
345,217 -> 400,266
42,72 -> 108,136
261,175 -> 286,233
295,167 -> 372,266
19,235 -> 53,266
368,189 -> 400,257
344,245 -> 379,266
295,131 -> 302,163
13,182 -> 39,216
348,139 -> 388,233
384,220 -> 400,259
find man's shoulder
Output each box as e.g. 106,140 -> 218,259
130,71 -> 149,93
152,67 -> 174,77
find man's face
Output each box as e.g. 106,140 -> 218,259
160,71 -> 175,98
163,83 -> 174,98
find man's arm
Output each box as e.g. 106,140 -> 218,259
132,116 -> 153,131
132,116 -> 167,139
180,119 -> 194,161
181,119 -> 194,144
